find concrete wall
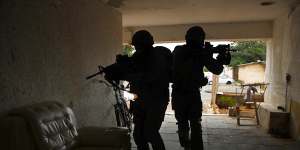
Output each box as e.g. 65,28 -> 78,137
265,4 -> 300,139
123,21 -> 273,43
223,67 -> 233,79
0,0 -> 122,127
238,63 -> 265,84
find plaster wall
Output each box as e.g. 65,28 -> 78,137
0,0 -> 122,127
223,67 -> 233,79
238,63 -> 265,84
265,4 -> 300,139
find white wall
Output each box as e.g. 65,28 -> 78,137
0,0 -> 122,127
265,4 -> 300,139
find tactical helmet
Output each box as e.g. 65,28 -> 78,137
131,30 -> 154,47
185,26 -> 206,46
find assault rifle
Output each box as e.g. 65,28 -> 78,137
203,42 -> 237,54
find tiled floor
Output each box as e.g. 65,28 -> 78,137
131,114 -> 299,150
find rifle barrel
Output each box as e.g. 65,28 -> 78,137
86,71 -> 102,80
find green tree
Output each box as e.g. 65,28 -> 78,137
230,41 -> 266,66
122,44 -> 135,57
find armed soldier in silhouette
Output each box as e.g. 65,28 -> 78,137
104,30 -> 172,150
171,26 -> 231,150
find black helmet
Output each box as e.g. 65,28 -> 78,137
131,30 -> 154,47
185,26 -> 205,47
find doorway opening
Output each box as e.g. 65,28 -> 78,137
153,40 -> 266,115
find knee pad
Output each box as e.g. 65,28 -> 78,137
190,119 -> 201,129
177,120 -> 190,130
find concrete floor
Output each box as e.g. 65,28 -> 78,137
131,84 -> 299,149
131,114 -> 299,150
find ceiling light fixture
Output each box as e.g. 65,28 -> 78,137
260,1 -> 275,6
107,0 -> 123,8
100,0 -> 123,8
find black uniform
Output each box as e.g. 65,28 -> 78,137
172,44 -> 230,150
130,46 -> 171,150
105,44 -> 172,150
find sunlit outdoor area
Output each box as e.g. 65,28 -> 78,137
155,41 -> 267,115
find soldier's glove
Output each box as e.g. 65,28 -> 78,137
217,51 -> 231,65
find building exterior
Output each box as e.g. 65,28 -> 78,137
233,61 -> 266,84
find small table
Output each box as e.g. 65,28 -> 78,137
236,83 -> 269,125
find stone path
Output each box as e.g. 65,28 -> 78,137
131,114 -> 299,150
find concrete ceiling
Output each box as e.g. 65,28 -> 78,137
118,0 -> 296,27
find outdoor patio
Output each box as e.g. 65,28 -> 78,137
131,114 -> 299,150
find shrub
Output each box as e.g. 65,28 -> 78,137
218,95 -> 237,107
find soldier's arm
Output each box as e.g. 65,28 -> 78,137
103,63 -> 126,81
204,57 -> 224,75
205,51 -> 231,75
216,51 -> 231,65
104,56 -> 143,82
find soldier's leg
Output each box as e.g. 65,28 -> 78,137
144,103 -> 168,150
189,91 -> 203,150
133,119 -> 149,150
176,116 -> 190,148
173,92 -> 190,147
144,119 -> 165,150
132,102 -> 149,150
190,118 -> 203,150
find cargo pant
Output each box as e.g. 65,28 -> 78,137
132,98 -> 168,150
172,88 -> 203,150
